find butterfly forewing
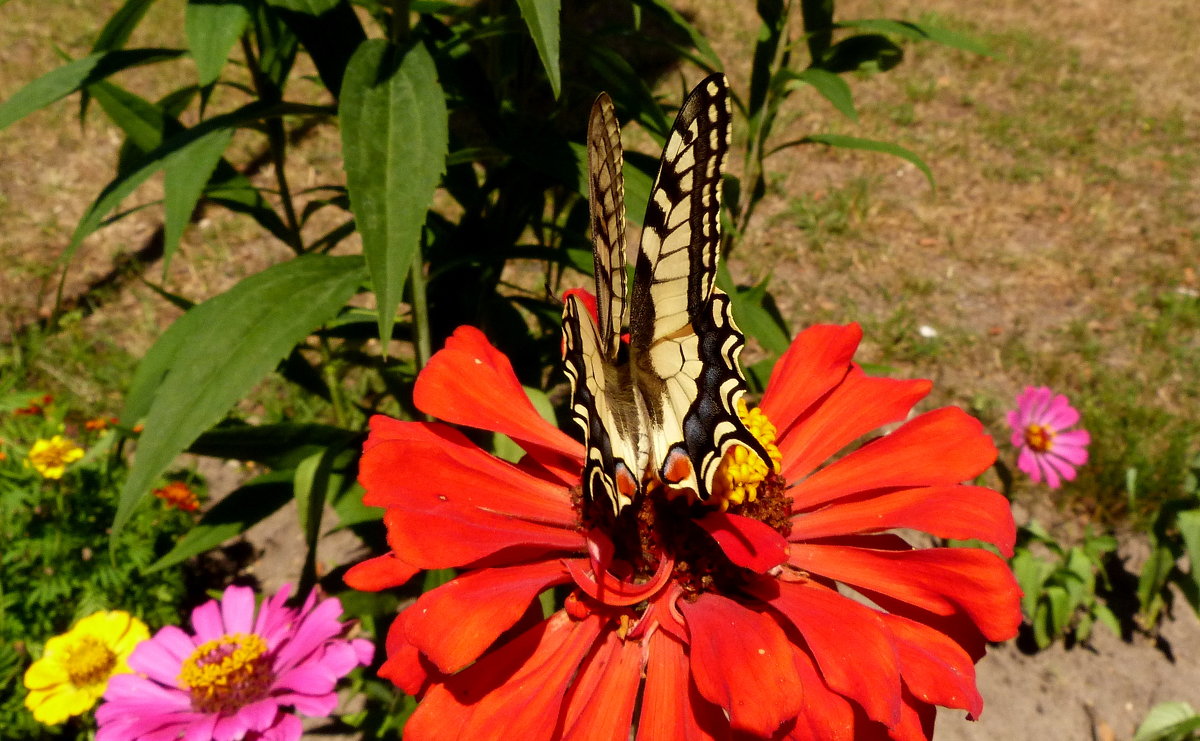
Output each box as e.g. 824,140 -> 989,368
587,93 -> 629,360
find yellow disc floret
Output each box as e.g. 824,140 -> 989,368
712,400 -> 783,509
1023,423 -> 1055,453
179,633 -> 274,713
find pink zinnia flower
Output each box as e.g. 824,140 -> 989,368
347,323 -> 1022,739
96,585 -> 372,741
1006,386 -> 1091,489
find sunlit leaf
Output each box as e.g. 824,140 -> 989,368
1133,702 -> 1200,741
115,255 -> 365,537
780,68 -> 856,121
341,40 -> 448,346
515,0 -> 561,98
800,133 -> 934,188
185,0 -> 252,86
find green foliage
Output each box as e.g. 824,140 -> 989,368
1131,454 -> 1200,630
0,395 -> 193,739
1134,702 -> 1200,741
1009,521 -> 1120,650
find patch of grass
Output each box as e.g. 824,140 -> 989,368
780,176 -> 874,249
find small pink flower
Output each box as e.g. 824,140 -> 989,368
96,585 -> 373,741
1006,386 -> 1091,489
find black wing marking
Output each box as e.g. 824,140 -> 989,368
587,93 -> 628,360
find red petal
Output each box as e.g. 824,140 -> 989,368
406,560 -> 573,673
694,511 -> 789,573
751,578 -> 901,727
761,323 -> 862,440
788,544 -> 1022,642
879,612 -> 982,718
414,325 -> 583,463
361,420 -> 575,525
379,610 -> 434,696
680,593 -> 804,736
779,368 -> 931,482
560,631 -> 642,741
404,613 -> 604,741
784,647 -> 857,741
637,630 -> 730,741
789,485 -> 1016,557
343,553 -> 420,592
789,408 -> 997,511
383,506 -> 583,571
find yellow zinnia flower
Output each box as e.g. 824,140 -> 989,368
23,611 -> 149,725
26,436 -> 85,479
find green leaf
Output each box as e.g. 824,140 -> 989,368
187,422 -> 359,469
340,40 -> 448,346
294,447 -> 345,546
163,127 -> 233,272
262,0 -> 365,97
115,255 -> 366,537
1177,509 -> 1200,592
838,18 -> 994,57
330,482 -> 378,528
782,68 -> 857,120
264,0 -> 339,12
1134,702 -> 1200,741
94,0 -> 160,52
819,34 -> 903,74
1137,542 -> 1176,618
567,142 -> 653,227
630,0 -> 722,71
1044,584 -> 1071,637
802,133 -> 934,189
515,0 -> 561,98
0,48 -> 185,131
186,0 -> 252,87
1093,603 -> 1122,638
148,471 -> 294,572
718,265 -> 792,354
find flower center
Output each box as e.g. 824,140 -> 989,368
179,633 -> 274,713
1024,424 -> 1055,453
711,400 -> 784,509
64,635 -> 117,687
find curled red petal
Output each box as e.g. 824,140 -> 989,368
779,368 -> 931,482
406,560 -> 573,673
788,544 -> 1022,642
680,593 -> 804,736
560,631 -> 642,741
761,323 -> 862,440
750,577 -> 901,727
413,325 -> 583,464
636,630 -> 730,741
565,553 -> 674,607
789,485 -> 1016,557
879,612 -> 983,719
789,407 -> 997,512
694,511 -> 789,573
379,609 -> 434,696
343,553 -> 420,592
403,613 -> 604,741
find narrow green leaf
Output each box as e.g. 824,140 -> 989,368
1093,603 -> 1121,638
115,255 -> 366,536
803,133 -> 934,188
783,68 -> 857,121
148,471 -> 294,572
163,127 -> 233,272
187,422 -> 358,469
185,0 -> 252,86
839,18 -> 994,57
0,48 -> 184,131
1177,509 -> 1200,592
89,80 -> 170,152
340,40 -> 448,346
515,0 -> 561,98
1134,702 -> 1200,741
262,0 -> 365,97
94,0 -> 161,52
264,0 -> 339,13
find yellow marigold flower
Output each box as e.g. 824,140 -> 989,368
23,611 -> 149,725
27,436 -> 85,479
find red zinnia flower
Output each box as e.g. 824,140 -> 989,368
347,323 -> 1021,740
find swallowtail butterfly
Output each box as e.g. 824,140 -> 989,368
562,74 -> 771,516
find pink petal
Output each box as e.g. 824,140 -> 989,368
1042,452 -> 1079,483
1037,453 -> 1063,489
1043,397 -> 1080,429
189,599 -> 224,642
1016,446 -> 1042,482
219,584 -> 256,636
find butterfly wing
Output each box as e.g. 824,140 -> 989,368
586,92 -> 629,360
629,73 -> 771,500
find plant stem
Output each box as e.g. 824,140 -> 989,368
391,0 -> 411,42
410,239 -> 431,373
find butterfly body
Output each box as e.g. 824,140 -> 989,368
562,74 -> 770,516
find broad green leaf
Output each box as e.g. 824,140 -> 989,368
782,68 -> 857,121
115,255 -> 366,536
340,40 -> 448,346
1044,584 -> 1071,636
330,482 -> 378,528
630,0 -> 722,71
1137,542 -> 1175,613
186,0 -> 252,87
264,0 -> 339,13
162,127 -> 233,272
1094,603 -> 1121,637
0,49 -> 184,131
148,471 -> 294,571
1010,549 -> 1046,618
803,133 -> 934,188
1134,702 -> 1200,741
294,449 -> 334,546
718,264 -> 792,354
567,142 -> 653,226
65,100 -> 330,263
1177,509 -> 1200,592
187,422 -> 359,469
515,0 -> 561,98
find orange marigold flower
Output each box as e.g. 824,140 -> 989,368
152,482 -> 199,512
346,325 -> 1022,740
85,417 -> 119,432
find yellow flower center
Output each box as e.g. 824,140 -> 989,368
179,633 -> 274,713
712,400 -> 783,509
1024,424 -> 1055,453
64,636 -> 117,687
27,436 -> 85,479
